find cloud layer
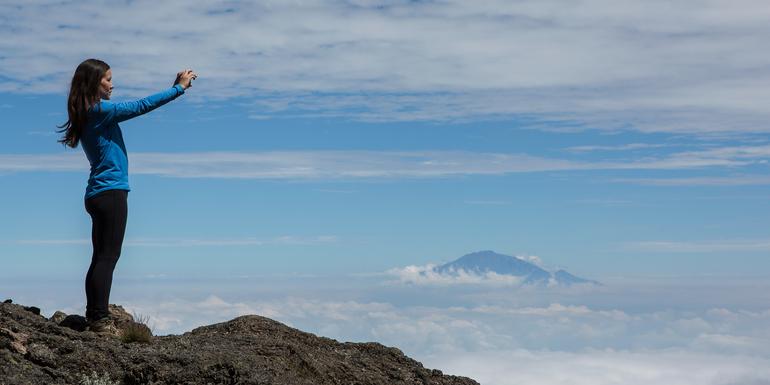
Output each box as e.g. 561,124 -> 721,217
109,290 -> 770,385
1,145 -> 769,181
114,292 -> 770,353
2,0 -> 770,132
427,349 -> 770,385
15,274 -> 770,385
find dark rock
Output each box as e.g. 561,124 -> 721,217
3,299 -> 11,304
23,305 -> 41,316
49,310 -> 67,324
0,301 -> 479,385
59,314 -> 88,332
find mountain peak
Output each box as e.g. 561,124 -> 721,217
435,250 -> 599,286
457,250 -> 511,260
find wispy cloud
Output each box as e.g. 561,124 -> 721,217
566,143 -> 672,152
574,198 -> 635,206
463,200 -> 511,205
26,130 -> 59,137
314,188 -> 358,194
614,175 -> 770,186
15,239 -> 90,245
2,1 -> 770,133
1,145 -> 768,179
14,235 -> 337,247
623,239 -> 770,253
469,303 -> 631,321
0,151 -> 581,178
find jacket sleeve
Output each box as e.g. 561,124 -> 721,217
101,84 -> 185,123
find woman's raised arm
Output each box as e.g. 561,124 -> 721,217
101,69 -> 197,124
101,84 -> 185,123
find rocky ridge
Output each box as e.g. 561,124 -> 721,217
0,299 -> 478,385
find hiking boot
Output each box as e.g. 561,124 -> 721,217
87,317 -> 121,337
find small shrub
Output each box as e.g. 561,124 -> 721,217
119,312 -> 153,344
80,370 -> 119,385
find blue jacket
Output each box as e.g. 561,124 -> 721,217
82,84 -> 185,199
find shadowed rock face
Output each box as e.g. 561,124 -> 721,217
0,301 -> 478,385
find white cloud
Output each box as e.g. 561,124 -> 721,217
142,295 -> 770,385
0,145 -> 768,179
314,188 -> 358,194
470,303 -> 632,321
623,239 -> 770,253
13,235 -> 337,247
30,276 -> 770,385
26,130 -> 59,137
2,1 -> 770,133
121,294 -> 262,333
692,333 -> 770,355
14,239 -> 90,245
386,264 -> 525,286
613,175 -> 770,186
109,291 -> 770,356
566,143 -> 672,152
384,256 -> 597,288
520,254 -> 544,266
464,200 -> 512,205
426,349 -> 770,385
574,198 -> 635,206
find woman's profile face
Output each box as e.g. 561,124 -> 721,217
99,69 -> 113,100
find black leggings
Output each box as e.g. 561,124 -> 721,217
84,189 -> 128,321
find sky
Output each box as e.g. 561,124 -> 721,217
1,1 -> 770,384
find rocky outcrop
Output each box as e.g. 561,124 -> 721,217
0,300 -> 479,385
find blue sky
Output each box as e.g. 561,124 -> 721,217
3,90 -> 769,279
2,1 -> 770,384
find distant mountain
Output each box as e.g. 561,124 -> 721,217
552,269 -> 599,285
435,250 -> 600,286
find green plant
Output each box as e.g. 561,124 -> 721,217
80,370 -> 120,385
119,312 -> 154,344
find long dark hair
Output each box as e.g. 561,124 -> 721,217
57,59 -> 110,148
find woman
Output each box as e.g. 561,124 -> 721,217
57,58 -> 197,335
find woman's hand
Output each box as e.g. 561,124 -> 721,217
174,69 -> 198,90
